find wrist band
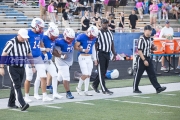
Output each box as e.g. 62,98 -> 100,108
61,54 -> 65,59
82,49 -> 85,52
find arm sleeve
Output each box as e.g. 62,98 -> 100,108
137,38 -> 144,50
3,41 -> 13,54
92,44 -> 97,61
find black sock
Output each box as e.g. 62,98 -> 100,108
66,91 -> 70,93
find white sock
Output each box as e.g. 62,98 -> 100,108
166,14 -> 168,20
84,78 -> 90,92
52,76 -> 58,95
43,92 -> 47,97
25,93 -> 29,97
163,14 -> 165,19
78,78 -> 84,90
34,77 -> 41,95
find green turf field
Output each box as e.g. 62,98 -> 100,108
0,76 -> 180,98
0,90 -> 180,120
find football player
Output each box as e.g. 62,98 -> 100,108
24,18 -> 53,102
74,26 -> 98,96
53,28 -> 75,99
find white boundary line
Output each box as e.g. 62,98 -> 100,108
132,96 -> 150,98
44,106 -> 62,109
105,99 -> 180,109
162,94 -> 176,96
9,109 -> 28,112
75,102 -> 94,106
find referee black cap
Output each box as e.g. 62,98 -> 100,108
101,18 -> 109,24
144,25 -> 152,31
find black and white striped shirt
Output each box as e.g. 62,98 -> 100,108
97,29 -> 113,53
3,37 -> 31,67
137,35 -> 153,57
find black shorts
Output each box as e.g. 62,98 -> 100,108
88,0 -> 93,3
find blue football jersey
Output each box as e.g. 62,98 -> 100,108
28,30 -> 43,57
76,33 -> 96,54
41,35 -> 54,60
54,38 -> 75,66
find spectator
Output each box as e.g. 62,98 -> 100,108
92,12 -> 101,29
136,0 -> 144,21
154,25 -> 162,38
159,21 -> 174,70
94,0 -> 102,15
104,0 -> 110,15
88,0 -> 94,16
39,0 -> 47,21
14,0 -> 18,5
119,12 -> 125,32
81,10 -> 90,32
129,10 -> 138,32
144,0 -> 149,14
62,8 -> 70,28
22,0 -> 27,6
170,3 -> 179,20
149,0 -> 158,26
150,24 -> 156,36
108,14 -> 116,33
157,0 -> 163,24
79,0 -> 88,17
48,1 -> 56,23
162,0 -> 169,20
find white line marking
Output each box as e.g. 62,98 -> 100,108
119,100 -> 180,109
104,99 -> 119,102
75,102 -> 94,105
132,96 -> 150,99
148,111 -> 173,114
44,106 -> 62,109
162,94 -> 176,96
9,109 -> 28,112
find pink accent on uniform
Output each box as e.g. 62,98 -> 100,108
39,0 -> 45,7
150,4 -> 158,13
136,2 -> 143,8
48,5 -> 54,13
104,0 -> 109,5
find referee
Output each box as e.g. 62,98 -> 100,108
133,25 -> 166,94
0,29 -> 36,111
91,18 -> 117,95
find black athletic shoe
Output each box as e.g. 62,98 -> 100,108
102,90 -> 113,95
21,103 -> 29,111
8,105 -> 19,109
156,87 -> 166,94
133,90 -> 142,93
90,85 -> 100,93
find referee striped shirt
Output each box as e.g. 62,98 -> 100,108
97,29 -> 113,52
137,35 -> 153,57
2,37 -> 31,67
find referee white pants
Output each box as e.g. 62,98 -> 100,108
78,55 -> 93,92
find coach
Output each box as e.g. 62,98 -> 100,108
0,29 -> 36,111
91,18 -> 117,95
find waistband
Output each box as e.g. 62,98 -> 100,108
9,65 -> 24,68
97,50 -> 110,54
80,54 -> 91,56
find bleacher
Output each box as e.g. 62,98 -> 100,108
0,0 -> 179,34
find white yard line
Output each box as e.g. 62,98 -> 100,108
132,96 -> 150,98
162,94 -> 176,96
104,99 -> 119,102
75,102 -> 94,105
119,100 -> 180,109
44,105 -> 62,109
9,109 -> 28,112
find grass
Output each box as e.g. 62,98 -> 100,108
0,76 -> 180,99
0,91 -> 180,120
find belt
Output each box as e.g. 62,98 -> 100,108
80,54 -> 91,56
10,65 -> 24,68
97,50 -> 110,54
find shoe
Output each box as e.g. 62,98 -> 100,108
24,97 -> 32,103
133,90 -> 142,93
161,66 -> 167,71
169,67 -> 174,70
21,103 -> 29,111
76,87 -> 83,95
90,85 -> 100,93
84,91 -> 93,96
53,94 -> 63,99
176,66 -> 180,69
8,105 -> 19,109
66,92 -> 74,99
34,94 -> 42,100
43,95 -> 53,102
102,90 -> 113,95
156,87 -> 166,93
